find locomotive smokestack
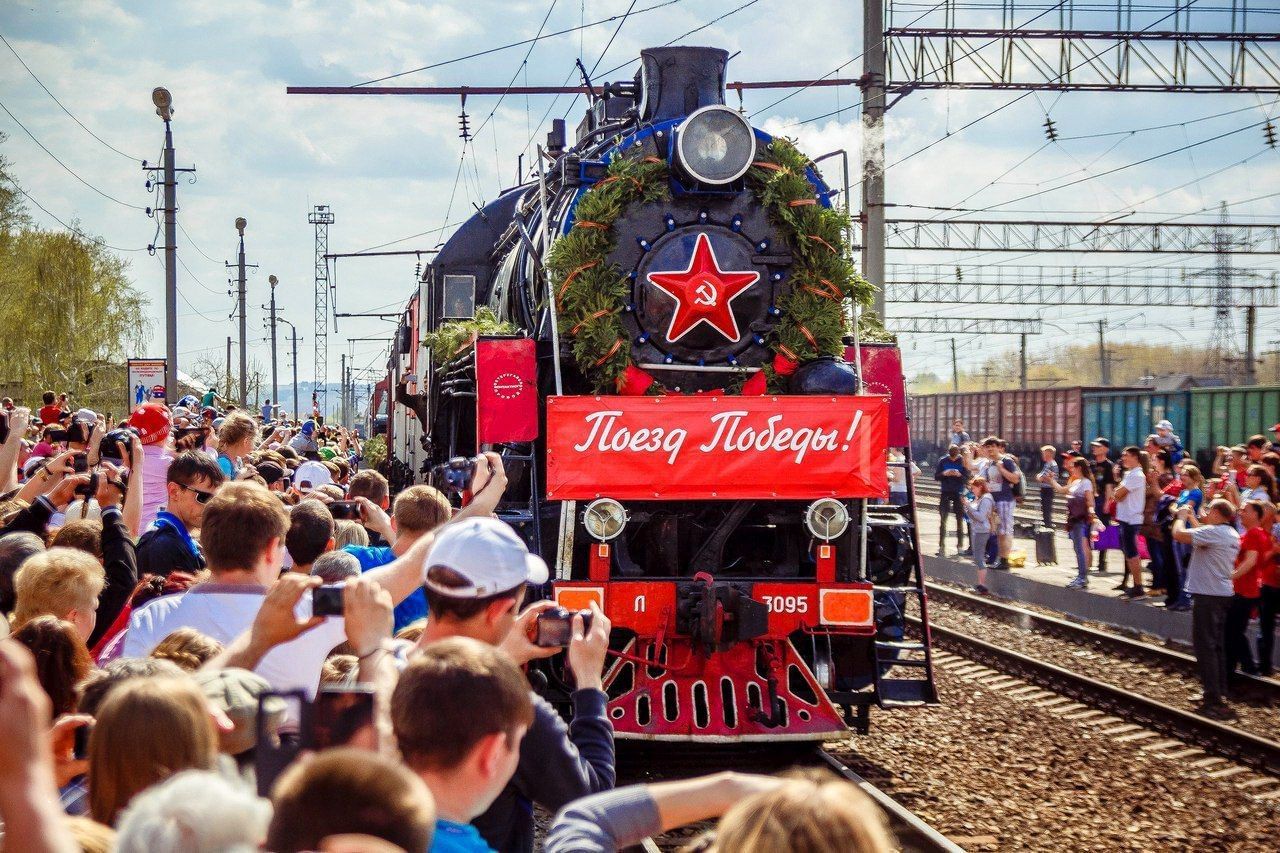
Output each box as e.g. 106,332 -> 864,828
637,46 -> 728,122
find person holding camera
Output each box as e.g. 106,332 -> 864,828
343,484 -> 451,632
409,514 -> 615,853
1173,499 -> 1241,719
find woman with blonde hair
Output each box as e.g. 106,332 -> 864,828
148,627 -> 223,672
546,769 -> 894,853
88,676 -> 218,826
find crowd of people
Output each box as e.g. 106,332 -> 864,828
0,389 -> 898,853
934,418 -> 1280,719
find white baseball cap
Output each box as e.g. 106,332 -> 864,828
423,517 -> 549,598
1156,420 -> 1173,431
292,460 -> 333,490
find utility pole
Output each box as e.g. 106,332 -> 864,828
1244,305 -> 1257,386
225,337 -> 232,400
267,275 -> 279,406
340,353 -> 347,428
1019,333 -> 1028,390
1097,320 -> 1111,386
980,367 -> 995,392
235,218 -> 248,406
950,337 -> 959,392
861,0 -> 886,322
144,88 -> 191,403
278,317 -> 299,422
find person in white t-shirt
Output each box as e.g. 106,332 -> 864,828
121,457 -> 509,697
1112,445 -> 1150,600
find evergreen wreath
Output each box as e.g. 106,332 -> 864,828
546,137 -> 879,395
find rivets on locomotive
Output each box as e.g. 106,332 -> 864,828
769,305 -> 782,317
637,238 -> 650,251
757,239 -> 769,251
698,211 -> 708,222
663,354 -> 675,365
664,215 -> 676,231
753,335 -> 765,346
771,272 -> 783,282
636,332 -> 650,344
731,215 -> 742,231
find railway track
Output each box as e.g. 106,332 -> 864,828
814,749 -> 965,853
909,611 -> 1280,778
618,744 -> 962,852
925,582 -> 1280,701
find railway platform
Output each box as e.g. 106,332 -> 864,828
914,504 -> 1280,670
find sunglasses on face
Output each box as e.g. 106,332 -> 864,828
178,482 -> 216,504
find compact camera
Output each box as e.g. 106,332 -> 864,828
534,606 -> 593,647
433,456 -> 476,494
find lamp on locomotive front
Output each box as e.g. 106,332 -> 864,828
806,498 -> 849,584
583,498 -> 627,583
673,105 -> 756,185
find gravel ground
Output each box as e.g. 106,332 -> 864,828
926,598 -> 1280,741
832,663 -> 1279,852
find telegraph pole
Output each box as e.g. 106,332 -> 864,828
225,337 -> 232,400
1019,333 -> 1029,389
267,275 -> 279,406
340,353 -> 347,428
144,88 -> 190,403
950,337 -> 959,392
861,0 -> 887,321
1097,320 -> 1111,386
235,218 -> 248,406
278,317 -> 299,421
1245,305 -> 1258,386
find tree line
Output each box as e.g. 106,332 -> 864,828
0,135 -> 149,413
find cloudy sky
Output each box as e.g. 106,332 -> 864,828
1,0 -> 1277,410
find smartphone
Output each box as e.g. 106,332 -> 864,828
73,723 -> 91,759
312,686 -> 375,751
327,500 -> 362,521
255,691 -> 309,797
311,584 -> 344,617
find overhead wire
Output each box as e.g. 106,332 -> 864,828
0,174 -> 145,252
352,0 -> 686,86
0,31 -> 141,162
0,97 -> 146,211
885,3 -> 1188,172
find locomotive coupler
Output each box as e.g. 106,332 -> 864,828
676,571 -> 769,654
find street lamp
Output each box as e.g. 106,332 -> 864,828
268,275 -> 279,407
152,87 -> 172,120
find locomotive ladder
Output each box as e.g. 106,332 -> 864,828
865,447 -> 939,709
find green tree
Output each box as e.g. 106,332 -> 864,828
0,140 -> 150,411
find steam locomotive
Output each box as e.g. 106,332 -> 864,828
377,47 -> 937,740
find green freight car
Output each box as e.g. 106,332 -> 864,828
1187,385 -> 1280,469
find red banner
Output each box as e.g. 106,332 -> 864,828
546,395 -> 889,500
475,337 -> 538,446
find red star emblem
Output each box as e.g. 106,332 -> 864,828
646,233 -> 760,343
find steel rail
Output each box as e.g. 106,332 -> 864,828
924,582 -> 1280,700
914,618 -> 1280,776
815,749 -> 965,853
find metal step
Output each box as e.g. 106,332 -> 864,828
878,658 -> 930,668
865,516 -> 913,527
876,640 -> 927,651
878,678 -> 938,706
871,585 -> 925,595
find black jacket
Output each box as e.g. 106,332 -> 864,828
135,521 -> 205,578
474,688 -> 615,853
87,506 -> 138,648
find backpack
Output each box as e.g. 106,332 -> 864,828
1006,456 -> 1026,500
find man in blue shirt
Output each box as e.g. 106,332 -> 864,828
343,485 -> 452,631
393,638 -> 535,853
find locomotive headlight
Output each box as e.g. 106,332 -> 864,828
583,498 -> 628,542
675,105 -> 756,185
805,498 -> 850,541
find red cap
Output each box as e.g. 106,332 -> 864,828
128,402 -> 171,445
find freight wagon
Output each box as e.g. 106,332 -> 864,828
908,387 -> 1103,471
909,384 -> 1280,472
